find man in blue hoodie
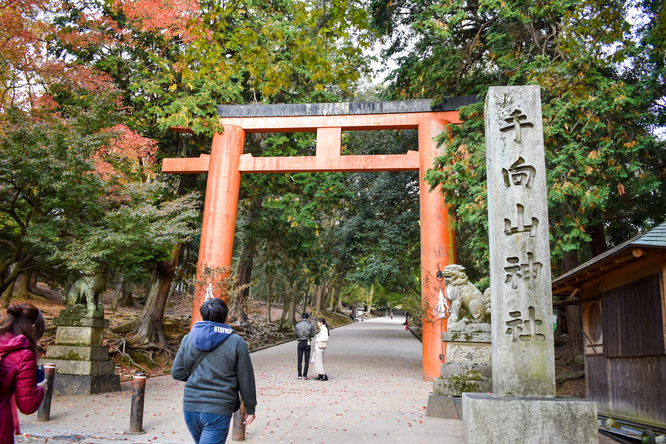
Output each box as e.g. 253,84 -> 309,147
172,298 -> 257,444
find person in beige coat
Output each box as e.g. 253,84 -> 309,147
312,318 -> 329,381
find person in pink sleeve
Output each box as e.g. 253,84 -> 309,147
0,303 -> 46,444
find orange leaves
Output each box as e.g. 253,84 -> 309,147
106,125 -> 158,162
114,0 -> 200,42
0,0 -> 50,107
456,144 -> 470,160
93,125 -> 158,182
64,66 -> 115,93
56,14 -> 122,52
0,0 -> 119,111
31,94 -> 59,111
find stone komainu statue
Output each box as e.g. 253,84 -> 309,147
443,264 -> 490,325
66,270 -> 108,318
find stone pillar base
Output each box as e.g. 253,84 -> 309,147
53,374 -> 121,396
462,393 -> 598,444
426,394 -> 462,419
427,330 -> 492,418
47,315 -> 120,395
44,358 -> 115,375
433,361 -> 493,396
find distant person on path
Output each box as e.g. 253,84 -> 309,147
312,318 -> 329,381
0,303 -> 46,444
172,298 -> 256,444
294,313 -> 315,380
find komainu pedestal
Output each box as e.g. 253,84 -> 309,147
427,330 -> 492,419
46,315 -> 120,395
427,265 -> 493,419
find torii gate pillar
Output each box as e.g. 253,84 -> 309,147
164,97 -> 476,381
419,118 -> 456,380
195,125 -> 245,311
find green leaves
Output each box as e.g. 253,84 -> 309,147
375,0 -> 666,276
53,183 -> 200,273
153,0 -> 375,134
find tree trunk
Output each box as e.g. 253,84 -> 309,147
133,245 -> 180,345
265,273 -> 273,323
313,284 -> 322,311
322,279 -> 334,311
589,222 -> 608,256
233,242 -> 255,328
0,280 -> 15,309
561,249 -> 583,365
12,272 -> 31,299
331,282 -> 342,312
0,258 -> 29,308
111,277 -> 133,311
289,290 -> 299,326
12,271 -> 46,300
278,277 -> 293,329
279,295 -> 293,329
285,278 -> 299,326
29,270 -> 38,290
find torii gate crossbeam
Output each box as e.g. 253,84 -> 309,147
163,97 -> 476,381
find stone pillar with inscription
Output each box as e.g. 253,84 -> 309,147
462,86 -> 597,443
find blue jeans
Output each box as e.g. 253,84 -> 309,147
184,411 -> 232,444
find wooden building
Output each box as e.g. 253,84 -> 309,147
552,222 -> 666,430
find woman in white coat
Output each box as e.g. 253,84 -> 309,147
312,318 -> 329,381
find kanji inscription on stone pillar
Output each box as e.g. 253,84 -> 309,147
485,85 -> 556,397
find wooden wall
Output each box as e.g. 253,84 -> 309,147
603,274 -> 664,357
587,355 -> 666,426
584,273 -> 666,427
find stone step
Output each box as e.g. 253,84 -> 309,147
45,345 -> 109,362
45,359 -> 116,376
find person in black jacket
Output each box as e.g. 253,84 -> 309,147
172,298 -> 257,444
294,313 -> 315,380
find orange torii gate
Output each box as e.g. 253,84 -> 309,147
162,97 -> 476,381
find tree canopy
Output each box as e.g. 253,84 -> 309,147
371,0 -> 665,279
1,0 -> 663,339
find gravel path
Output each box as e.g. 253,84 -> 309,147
18,316 -> 462,443
18,315 -> 612,443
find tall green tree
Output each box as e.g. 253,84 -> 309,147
371,0 -> 665,361
48,0 -> 378,328
336,130 -> 421,305
372,0 -> 665,272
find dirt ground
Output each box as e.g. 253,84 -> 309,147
9,283 -> 587,398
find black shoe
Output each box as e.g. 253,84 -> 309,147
321,374 -> 328,381
316,375 -> 323,380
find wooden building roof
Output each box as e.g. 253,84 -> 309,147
552,221 -> 666,296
